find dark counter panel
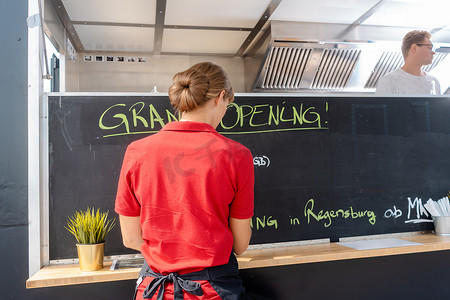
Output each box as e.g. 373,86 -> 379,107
240,250 -> 450,300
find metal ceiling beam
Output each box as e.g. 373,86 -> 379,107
235,0 -> 282,57
164,24 -> 252,32
245,24 -> 271,57
337,0 -> 387,39
72,21 -> 155,28
71,20 -> 251,32
430,24 -> 448,35
50,0 -> 85,52
153,0 -> 167,55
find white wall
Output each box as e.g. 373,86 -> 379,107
74,54 -> 246,93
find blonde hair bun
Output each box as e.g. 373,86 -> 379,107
169,62 -> 234,113
169,69 -> 209,112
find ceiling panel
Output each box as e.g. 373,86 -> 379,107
53,0 -> 450,55
363,1 -> 450,29
62,0 -> 156,24
164,0 -> 271,28
75,25 -> 155,52
387,0 -> 447,4
270,0 -> 381,24
162,29 -> 249,54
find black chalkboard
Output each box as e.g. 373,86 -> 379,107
48,95 -> 450,260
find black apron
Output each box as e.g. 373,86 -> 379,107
134,253 -> 245,300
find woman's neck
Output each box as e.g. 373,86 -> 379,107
180,105 -> 215,127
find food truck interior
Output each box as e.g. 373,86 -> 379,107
43,0 -> 450,94
2,0 -> 450,299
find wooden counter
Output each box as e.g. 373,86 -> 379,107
26,233 -> 450,289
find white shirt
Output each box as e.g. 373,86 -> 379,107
375,68 -> 441,95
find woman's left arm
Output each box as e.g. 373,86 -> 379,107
229,217 -> 252,255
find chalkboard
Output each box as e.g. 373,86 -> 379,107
48,95 -> 450,260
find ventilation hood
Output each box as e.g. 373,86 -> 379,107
250,21 -> 450,93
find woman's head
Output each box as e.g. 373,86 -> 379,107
168,62 -> 234,113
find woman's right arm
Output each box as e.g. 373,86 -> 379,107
229,217 -> 252,255
119,215 -> 143,251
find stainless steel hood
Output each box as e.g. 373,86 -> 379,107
250,21 -> 450,92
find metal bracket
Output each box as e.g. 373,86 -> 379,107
26,14 -> 41,28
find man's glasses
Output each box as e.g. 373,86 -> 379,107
416,43 -> 435,51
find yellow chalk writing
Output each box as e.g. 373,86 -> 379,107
251,215 -> 278,230
304,199 -> 376,228
98,101 -> 328,138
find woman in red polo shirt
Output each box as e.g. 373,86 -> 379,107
115,62 -> 255,300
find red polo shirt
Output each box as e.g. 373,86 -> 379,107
115,121 -> 254,274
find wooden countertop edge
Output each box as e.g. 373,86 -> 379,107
26,261 -> 140,289
237,234 -> 450,269
237,242 -> 450,269
26,234 -> 450,289
26,271 -> 141,289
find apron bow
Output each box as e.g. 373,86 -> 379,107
142,271 -> 203,300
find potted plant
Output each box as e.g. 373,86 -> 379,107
65,207 -> 116,271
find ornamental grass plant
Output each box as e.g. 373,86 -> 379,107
66,207 -> 116,244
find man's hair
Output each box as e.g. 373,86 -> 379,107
401,30 -> 432,58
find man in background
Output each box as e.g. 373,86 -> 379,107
376,30 -> 441,95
